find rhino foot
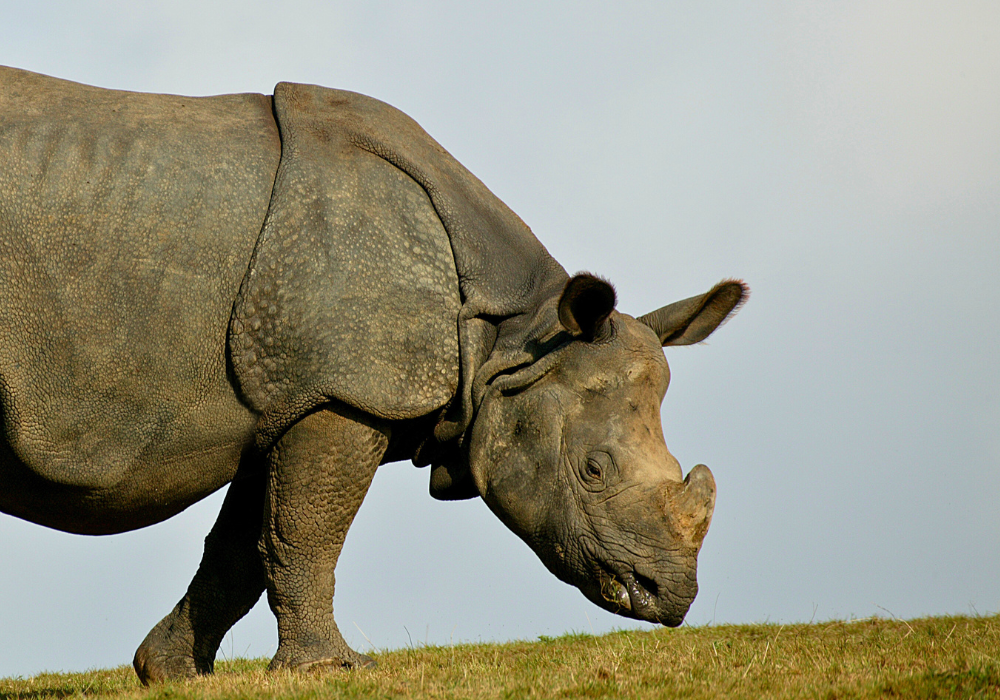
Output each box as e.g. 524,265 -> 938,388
133,612 -> 214,685
133,645 -> 198,685
268,641 -> 376,673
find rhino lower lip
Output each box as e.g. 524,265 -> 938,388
598,568 -> 660,619
600,573 -> 632,612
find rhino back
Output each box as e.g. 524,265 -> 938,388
0,67 -> 280,520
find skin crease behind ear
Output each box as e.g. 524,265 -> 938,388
638,280 -> 748,346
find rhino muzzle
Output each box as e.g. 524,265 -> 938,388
579,464 -> 716,626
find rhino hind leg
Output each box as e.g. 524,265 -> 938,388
260,405 -> 387,672
134,470 -> 268,684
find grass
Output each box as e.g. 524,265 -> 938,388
2,614 -> 999,699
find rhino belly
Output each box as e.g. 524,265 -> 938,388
0,67 -> 280,532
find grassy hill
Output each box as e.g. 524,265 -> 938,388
2,614 -> 998,699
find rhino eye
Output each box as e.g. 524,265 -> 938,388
586,460 -> 603,480
580,451 -> 615,490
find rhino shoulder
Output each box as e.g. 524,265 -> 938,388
229,83 -> 462,444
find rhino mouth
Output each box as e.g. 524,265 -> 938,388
593,566 -> 670,623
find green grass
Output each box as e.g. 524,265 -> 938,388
3,614 -> 999,699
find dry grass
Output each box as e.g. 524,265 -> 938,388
2,614 -> 998,699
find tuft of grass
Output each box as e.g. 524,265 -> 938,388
2,614 -> 999,699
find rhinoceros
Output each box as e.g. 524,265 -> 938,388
0,66 -> 747,682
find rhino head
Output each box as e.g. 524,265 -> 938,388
466,274 -> 746,626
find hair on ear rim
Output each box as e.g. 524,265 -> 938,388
638,278 -> 749,347
558,273 -> 617,341
712,278 -> 750,332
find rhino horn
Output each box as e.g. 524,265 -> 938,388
639,280 -> 748,346
666,464 -> 717,548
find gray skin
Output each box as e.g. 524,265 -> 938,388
0,66 -> 748,683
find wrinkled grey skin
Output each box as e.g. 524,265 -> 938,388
0,66 -> 748,682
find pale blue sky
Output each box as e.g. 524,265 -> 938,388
1,0 -> 998,677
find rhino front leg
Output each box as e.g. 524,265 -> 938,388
133,468 -> 268,684
261,405 -> 387,672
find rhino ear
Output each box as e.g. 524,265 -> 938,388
558,273 -> 617,341
639,279 -> 748,346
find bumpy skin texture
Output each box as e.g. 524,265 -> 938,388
0,67 -> 278,533
230,83 -> 568,452
0,66 -> 748,683
262,406 -> 387,671
232,87 -> 461,427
